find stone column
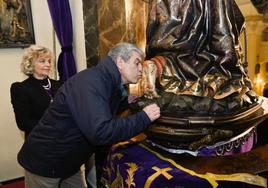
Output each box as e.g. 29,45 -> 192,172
82,0 -> 99,67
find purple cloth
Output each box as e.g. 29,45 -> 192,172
199,128 -> 256,156
101,140 -> 264,188
47,0 -> 77,82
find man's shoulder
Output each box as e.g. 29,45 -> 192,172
74,66 -> 107,82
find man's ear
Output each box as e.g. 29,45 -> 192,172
116,57 -> 124,70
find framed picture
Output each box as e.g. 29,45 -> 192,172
0,0 -> 35,48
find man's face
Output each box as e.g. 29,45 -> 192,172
118,51 -> 143,84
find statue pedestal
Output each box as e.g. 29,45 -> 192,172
145,99 -> 268,154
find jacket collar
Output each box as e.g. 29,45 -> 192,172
98,56 -> 122,88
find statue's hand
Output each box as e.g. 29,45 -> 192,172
128,94 -> 139,104
144,89 -> 159,99
141,60 -> 159,99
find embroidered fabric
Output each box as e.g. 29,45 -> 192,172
146,126 -> 256,157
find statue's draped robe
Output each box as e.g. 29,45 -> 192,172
145,0 -> 256,114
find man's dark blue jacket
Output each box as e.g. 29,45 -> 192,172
18,56 -> 151,178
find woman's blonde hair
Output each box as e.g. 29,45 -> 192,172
20,45 -> 55,76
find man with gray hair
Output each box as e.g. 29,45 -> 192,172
17,42 -> 160,188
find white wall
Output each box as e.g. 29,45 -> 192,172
0,0 -> 86,182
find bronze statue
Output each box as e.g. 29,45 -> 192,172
139,0 -> 258,114
133,0 -> 268,152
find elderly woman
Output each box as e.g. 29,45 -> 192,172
10,45 -> 61,138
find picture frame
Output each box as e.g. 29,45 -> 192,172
0,0 -> 35,48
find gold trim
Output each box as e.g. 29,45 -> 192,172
125,163 -> 139,188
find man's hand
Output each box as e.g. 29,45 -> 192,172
143,103 -> 160,122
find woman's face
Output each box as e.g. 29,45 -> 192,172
33,53 -> 52,79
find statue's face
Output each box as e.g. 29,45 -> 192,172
118,51 -> 143,84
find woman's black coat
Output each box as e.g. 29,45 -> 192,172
10,75 -> 61,138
